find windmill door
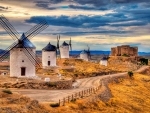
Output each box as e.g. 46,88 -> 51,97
21,67 -> 26,76
48,61 -> 50,66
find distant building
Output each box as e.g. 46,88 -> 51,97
111,45 -> 138,56
80,50 -> 88,61
100,57 -> 108,66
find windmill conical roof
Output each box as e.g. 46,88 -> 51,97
15,33 -> 36,48
101,57 -> 108,60
80,50 -> 88,54
62,41 -> 69,46
42,42 -> 56,51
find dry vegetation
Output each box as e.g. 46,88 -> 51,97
0,90 -> 49,113
45,73 -> 150,113
57,57 -> 139,79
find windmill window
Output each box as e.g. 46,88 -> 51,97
22,60 -> 24,62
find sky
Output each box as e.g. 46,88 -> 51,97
0,0 -> 150,52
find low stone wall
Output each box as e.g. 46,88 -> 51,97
0,80 -> 73,89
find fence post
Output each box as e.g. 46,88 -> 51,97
68,96 -> 70,103
59,99 -> 60,106
63,98 -> 65,106
72,94 -> 73,101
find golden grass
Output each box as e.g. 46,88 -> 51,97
47,73 -> 150,113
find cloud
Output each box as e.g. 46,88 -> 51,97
0,6 -> 8,11
25,11 -> 150,28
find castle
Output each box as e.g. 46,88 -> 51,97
111,45 -> 138,56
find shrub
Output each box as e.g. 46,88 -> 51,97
2,89 -> 13,94
47,82 -> 57,87
50,103 -> 60,107
122,54 -> 130,57
128,71 -> 134,78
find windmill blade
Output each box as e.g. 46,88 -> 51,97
57,35 -> 60,50
22,48 -> 41,69
24,20 -> 49,40
69,37 -> 72,51
22,38 -> 42,68
87,45 -> 91,60
0,41 -> 19,62
0,15 -> 20,41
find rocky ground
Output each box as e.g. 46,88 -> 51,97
0,91 -> 49,113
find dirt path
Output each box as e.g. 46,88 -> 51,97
10,66 -> 149,103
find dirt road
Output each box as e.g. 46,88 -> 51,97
10,66 -> 149,103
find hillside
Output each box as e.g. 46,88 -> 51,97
0,90 -> 49,113
46,73 -> 150,113
57,57 -> 139,79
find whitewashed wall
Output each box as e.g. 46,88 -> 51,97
42,51 -> 56,68
60,46 -> 69,58
100,60 -> 108,66
80,54 -> 88,61
10,48 -> 36,77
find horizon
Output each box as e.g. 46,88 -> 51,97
0,1 -> 150,52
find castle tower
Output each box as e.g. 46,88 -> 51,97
42,42 -> 57,68
80,50 -> 88,61
10,33 -> 36,77
60,41 -> 69,58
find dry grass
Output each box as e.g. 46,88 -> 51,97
57,57 -> 139,79
46,73 -> 150,113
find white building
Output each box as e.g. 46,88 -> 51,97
80,50 -> 89,61
10,33 -> 36,77
42,42 -> 57,68
60,41 -> 69,58
100,57 -> 108,66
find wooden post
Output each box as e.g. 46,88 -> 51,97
59,99 -> 60,106
72,94 -> 73,101
63,98 -> 65,106
68,96 -> 70,103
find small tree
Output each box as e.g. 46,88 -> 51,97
128,71 -> 134,79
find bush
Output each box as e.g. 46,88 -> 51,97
128,71 -> 134,78
2,89 -> 13,94
47,82 -> 57,87
50,103 -> 60,107
122,54 -> 130,57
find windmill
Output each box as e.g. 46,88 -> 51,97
0,15 -> 49,77
79,45 -> 91,61
58,35 -> 72,58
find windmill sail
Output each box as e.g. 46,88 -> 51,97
0,15 -> 48,70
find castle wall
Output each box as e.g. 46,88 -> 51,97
42,51 -> 56,68
10,48 -> 36,77
60,46 -> 69,58
111,45 -> 138,56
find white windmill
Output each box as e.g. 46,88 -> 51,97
42,42 -> 57,68
0,15 -> 48,78
80,45 -> 91,61
57,35 -> 72,58
80,50 -> 88,61
100,54 -> 108,66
